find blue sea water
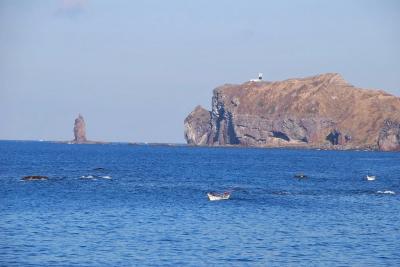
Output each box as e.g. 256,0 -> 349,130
0,141 -> 399,266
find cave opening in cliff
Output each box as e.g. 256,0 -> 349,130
326,130 -> 341,145
271,131 -> 290,142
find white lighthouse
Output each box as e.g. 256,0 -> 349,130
250,73 -> 263,82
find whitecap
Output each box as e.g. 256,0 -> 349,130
101,175 -> 112,179
80,175 -> 94,179
377,190 -> 395,195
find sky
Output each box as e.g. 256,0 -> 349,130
0,0 -> 399,143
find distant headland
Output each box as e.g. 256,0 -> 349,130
184,73 -> 400,151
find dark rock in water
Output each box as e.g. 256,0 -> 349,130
184,73 -> 400,151
22,175 -> 48,181
294,173 -> 308,179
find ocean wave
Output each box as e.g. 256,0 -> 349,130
80,175 -> 112,180
272,191 -> 291,195
376,190 -> 396,195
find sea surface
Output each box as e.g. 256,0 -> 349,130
0,141 -> 399,266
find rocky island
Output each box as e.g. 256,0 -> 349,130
73,114 -> 87,143
69,114 -> 107,144
185,73 -> 400,151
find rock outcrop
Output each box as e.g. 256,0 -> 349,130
378,120 -> 400,151
67,114 -> 108,144
73,114 -> 87,143
184,106 -> 212,145
185,73 -> 400,151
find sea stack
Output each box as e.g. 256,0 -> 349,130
184,73 -> 400,151
73,114 -> 87,143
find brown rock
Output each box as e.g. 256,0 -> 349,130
73,114 -> 87,143
184,106 -> 212,145
185,73 -> 400,151
378,120 -> 400,151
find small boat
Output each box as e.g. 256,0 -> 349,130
207,192 -> 231,201
366,175 -> 376,181
294,173 -> 307,179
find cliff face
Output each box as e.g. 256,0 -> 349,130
378,120 -> 400,151
184,106 -> 211,145
73,114 -> 87,143
185,73 -> 400,151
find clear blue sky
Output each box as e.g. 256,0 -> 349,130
1,0 -> 399,143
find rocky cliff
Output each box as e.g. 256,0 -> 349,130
184,106 -> 212,146
73,114 -> 87,143
184,73 -> 400,151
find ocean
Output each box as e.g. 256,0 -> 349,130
0,141 -> 399,266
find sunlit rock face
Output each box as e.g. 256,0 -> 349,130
73,114 -> 87,143
185,73 -> 400,151
378,120 -> 400,151
184,106 -> 212,145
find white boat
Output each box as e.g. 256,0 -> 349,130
366,175 -> 376,181
207,192 -> 231,201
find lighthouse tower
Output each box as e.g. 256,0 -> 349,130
250,73 -> 263,82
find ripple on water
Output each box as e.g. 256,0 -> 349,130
0,142 -> 399,266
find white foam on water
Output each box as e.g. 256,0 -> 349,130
377,190 -> 396,195
81,175 -> 94,179
101,175 -> 112,179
